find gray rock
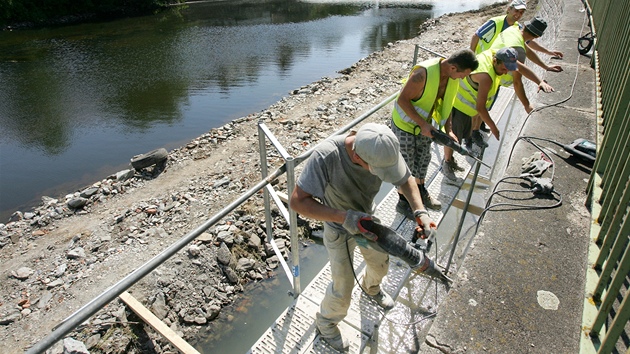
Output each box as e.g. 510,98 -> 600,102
152,292 -> 168,320
115,169 -> 135,182
38,291 -> 53,309
224,267 -> 239,284
67,197 -> 88,209
202,286 -> 214,297
85,333 -> 101,349
67,247 -> 85,259
248,234 -> 262,250
205,304 -> 221,321
266,255 -> 279,269
54,264 -> 67,277
80,187 -> 100,198
216,230 -> 234,246
9,211 -> 23,222
0,311 -> 20,325
12,267 -> 34,280
197,232 -> 213,242
188,244 -> 201,257
216,243 -> 232,265
236,258 -> 255,272
47,279 -> 64,288
213,177 -> 231,188
63,337 -> 89,354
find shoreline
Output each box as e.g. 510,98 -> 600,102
0,3 -> 510,353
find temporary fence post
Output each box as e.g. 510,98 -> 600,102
286,156 -> 301,296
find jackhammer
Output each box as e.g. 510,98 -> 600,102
431,129 -> 491,168
359,219 -> 452,284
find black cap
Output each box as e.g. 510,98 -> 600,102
525,16 -> 547,37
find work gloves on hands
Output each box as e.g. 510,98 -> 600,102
343,210 -> 378,240
413,209 -> 436,243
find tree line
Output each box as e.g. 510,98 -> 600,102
1,0 -> 183,28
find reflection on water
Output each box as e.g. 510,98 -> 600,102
0,0 -> 437,221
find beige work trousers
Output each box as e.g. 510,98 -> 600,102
315,225 -> 389,337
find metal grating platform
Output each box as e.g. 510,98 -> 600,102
249,89 -> 515,354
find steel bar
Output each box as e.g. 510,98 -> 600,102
444,148 -> 484,274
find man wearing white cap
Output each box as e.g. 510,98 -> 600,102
290,123 -> 439,351
471,0 -> 528,54
468,0 -> 563,147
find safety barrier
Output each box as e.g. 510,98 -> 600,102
24,91 -> 398,353
582,0 -> 630,353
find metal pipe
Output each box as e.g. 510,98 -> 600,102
286,156 -> 301,296
415,45 -> 447,59
413,45 -> 420,66
26,165 -> 286,354
259,121 -> 292,160
27,92 -> 399,353
292,92 -> 398,166
444,148 -> 484,274
259,120 -> 274,240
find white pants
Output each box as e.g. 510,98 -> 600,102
316,225 -> 389,337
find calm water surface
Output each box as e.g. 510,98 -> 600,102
1,0 -> 497,222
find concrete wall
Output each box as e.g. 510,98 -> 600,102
523,0 -> 565,97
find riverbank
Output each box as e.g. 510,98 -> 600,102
0,3 -> 510,353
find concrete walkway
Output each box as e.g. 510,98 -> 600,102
419,0 -> 596,352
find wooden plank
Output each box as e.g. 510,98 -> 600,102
451,198 -> 484,216
276,191 -> 289,204
119,291 -> 200,354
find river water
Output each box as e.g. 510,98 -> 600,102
0,0 -> 498,222
1,0 -> 499,351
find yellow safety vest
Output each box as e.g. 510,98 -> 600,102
490,26 -> 525,87
475,16 -> 519,54
453,50 -> 501,117
392,58 -> 459,135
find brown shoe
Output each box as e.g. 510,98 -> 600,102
418,184 -> 441,210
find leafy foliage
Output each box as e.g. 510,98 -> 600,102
1,0 -> 182,27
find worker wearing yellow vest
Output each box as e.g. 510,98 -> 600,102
442,47 -> 550,175
468,2 -> 564,148
391,49 -> 478,213
471,0 -> 527,54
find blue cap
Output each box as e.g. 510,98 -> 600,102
495,47 -> 519,71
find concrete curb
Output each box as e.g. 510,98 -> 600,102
418,0 -> 596,352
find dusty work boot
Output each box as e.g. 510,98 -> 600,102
316,324 -> 349,352
418,184 -> 442,210
442,159 -> 464,186
369,290 -> 395,310
471,129 -> 488,148
396,193 -> 414,219
448,157 -> 465,172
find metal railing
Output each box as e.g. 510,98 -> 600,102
257,93 -> 398,298
25,91 -> 398,353
581,0 -> 630,353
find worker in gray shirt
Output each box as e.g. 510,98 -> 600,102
290,123 -> 444,351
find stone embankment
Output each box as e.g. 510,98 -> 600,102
0,4 -> 505,353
